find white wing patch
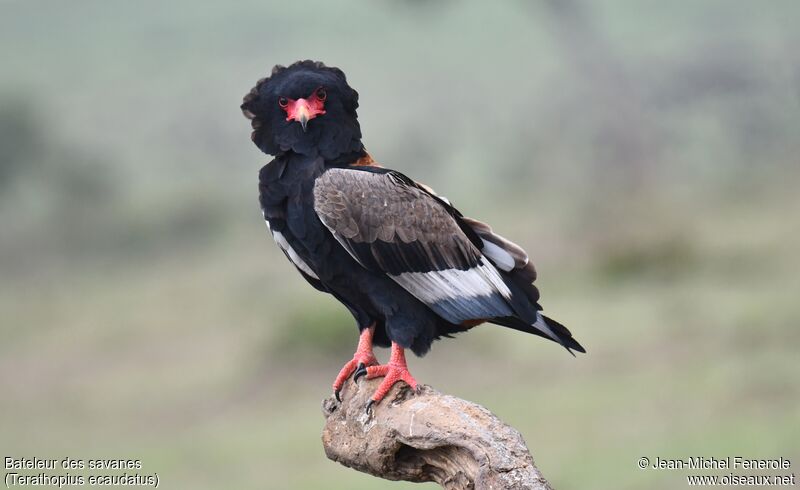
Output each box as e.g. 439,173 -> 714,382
480,239 -> 516,272
391,258 -> 512,304
533,312 -> 559,341
266,221 -> 319,280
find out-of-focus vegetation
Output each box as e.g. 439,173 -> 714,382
1,1 -> 798,488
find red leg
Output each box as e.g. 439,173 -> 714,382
364,342 -> 418,411
332,324 -> 378,401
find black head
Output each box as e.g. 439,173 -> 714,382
241,60 -> 363,160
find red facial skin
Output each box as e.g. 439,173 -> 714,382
280,88 -> 327,127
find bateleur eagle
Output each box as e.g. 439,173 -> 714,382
241,60 -> 585,409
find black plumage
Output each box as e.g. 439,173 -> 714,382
242,60 -> 584,403
243,60 -> 362,160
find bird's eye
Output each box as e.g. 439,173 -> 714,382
278,97 -> 288,108
315,88 -> 327,101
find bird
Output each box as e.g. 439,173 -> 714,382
241,60 -> 585,411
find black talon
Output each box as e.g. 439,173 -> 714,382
353,363 -> 367,382
365,399 -> 375,414
334,389 -> 341,402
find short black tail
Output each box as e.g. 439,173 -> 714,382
493,314 -> 586,355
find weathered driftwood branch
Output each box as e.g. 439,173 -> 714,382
321,377 -> 553,490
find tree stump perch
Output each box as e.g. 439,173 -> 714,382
321,377 -> 553,489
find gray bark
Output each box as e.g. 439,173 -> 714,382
321,378 -> 553,490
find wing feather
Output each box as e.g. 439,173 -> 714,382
313,168 -> 513,323
460,216 -> 540,307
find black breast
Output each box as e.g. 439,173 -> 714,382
259,154 -> 341,280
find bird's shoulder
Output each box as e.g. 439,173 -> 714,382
314,154 -> 546,322
312,158 -> 482,274
316,156 -> 535,276
330,156 -> 539,292
319,154 -> 477,228
315,159 -> 477,241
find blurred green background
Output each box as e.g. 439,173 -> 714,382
1,1 -> 798,488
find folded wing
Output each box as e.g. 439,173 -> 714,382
313,168 -> 515,324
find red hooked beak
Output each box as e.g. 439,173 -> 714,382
285,96 -> 326,132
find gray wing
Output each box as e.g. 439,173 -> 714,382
313,168 -> 515,323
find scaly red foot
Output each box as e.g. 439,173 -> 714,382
333,325 -> 378,401
362,342 -> 418,413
